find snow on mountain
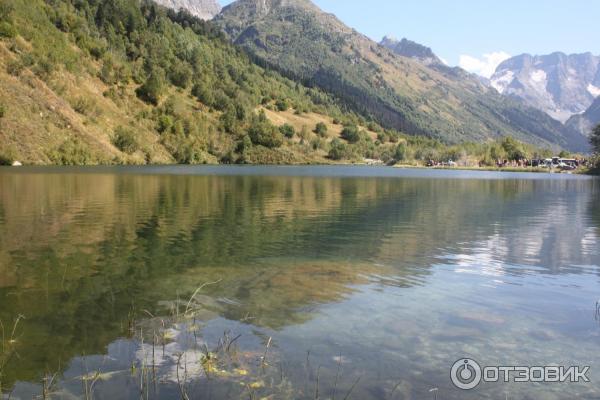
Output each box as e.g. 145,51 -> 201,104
490,52 -> 600,123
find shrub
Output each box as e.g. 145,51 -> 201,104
328,139 -> 348,160
156,115 -> 174,134
6,59 -> 24,76
0,146 -> 16,165
0,21 -> 17,38
279,123 -> 296,138
248,112 -> 283,148
275,98 -> 289,112
395,143 -> 407,162
169,63 -> 193,89
112,126 -> 139,154
50,140 -> 94,165
33,58 -> 55,80
72,97 -> 97,116
341,125 -> 361,143
0,104 -> 5,119
314,122 -> 328,137
136,71 -> 165,105
591,125 -> 600,154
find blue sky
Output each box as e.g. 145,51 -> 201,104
219,0 -> 600,77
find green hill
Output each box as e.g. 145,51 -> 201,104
0,0 -> 573,166
216,0 -> 589,152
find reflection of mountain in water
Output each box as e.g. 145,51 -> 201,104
0,169 -> 598,388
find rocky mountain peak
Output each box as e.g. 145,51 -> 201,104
490,52 -> 600,122
379,36 -> 442,66
153,0 -> 221,20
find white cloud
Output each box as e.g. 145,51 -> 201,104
459,52 -> 511,78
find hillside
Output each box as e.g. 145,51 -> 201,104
0,0 -> 403,165
567,96 -> 600,137
216,0 -> 589,151
0,0 -> 585,167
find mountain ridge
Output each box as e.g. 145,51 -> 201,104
567,96 -> 600,137
490,52 -> 600,123
153,0 -> 221,19
215,0 -> 589,151
379,36 -> 443,66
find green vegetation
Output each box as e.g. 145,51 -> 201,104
279,123 -> 296,138
217,0 -> 589,151
112,126 -> 139,155
341,125 -> 361,144
0,0 -> 574,166
591,125 -> 600,154
590,125 -> 600,174
314,121 -> 327,137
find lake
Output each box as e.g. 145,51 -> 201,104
0,166 -> 599,399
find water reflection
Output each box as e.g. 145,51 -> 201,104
0,167 -> 599,399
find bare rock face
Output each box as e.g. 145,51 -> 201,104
153,0 -> 221,20
380,36 -> 443,67
490,52 -> 600,123
567,96 -> 600,137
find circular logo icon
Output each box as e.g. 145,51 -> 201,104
451,358 -> 482,390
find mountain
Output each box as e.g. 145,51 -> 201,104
152,0 -> 221,20
379,36 -> 443,66
2,0 -> 556,167
216,0 -> 589,151
566,96 -> 600,136
490,52 -> 600,123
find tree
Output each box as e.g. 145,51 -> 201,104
394,143 -> 407,162
275,99 -> 289,111
136,70 -> 165,105
279,124 -> 295,138
592,125 -> 600,154
248,112 -> 283,148
328,139 -> 347,160
314,122 -> 328,137
341,125 -> 360,143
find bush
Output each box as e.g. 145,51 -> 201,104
169,63 -> 193,89
6,59 -> 24,76
72,97 -> 97,116
136,71 -> 166,105
279,123 -> 295,138
328,139 -> 348,160
314,122 -> 328,137
0,147 -> 16,165
49,139 -> 94,165
591,125 -> 600,154
395,143 -> 407,162
156,115 -> 174,134
248,112 -> 283,148
0,104 -> 5,119
341,125 -> 361,143
275,98 -> 289,112
112,126 -> 139,154
0,21 -> 17,38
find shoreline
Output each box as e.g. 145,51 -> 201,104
2,162 -> 596,176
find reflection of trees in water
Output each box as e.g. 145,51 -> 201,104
0,172 -> 598,388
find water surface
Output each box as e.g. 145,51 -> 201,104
0,166 -> 599,399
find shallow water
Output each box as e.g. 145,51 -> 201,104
0,166 -> 599,399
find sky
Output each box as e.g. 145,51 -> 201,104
219,0 -> 600,78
